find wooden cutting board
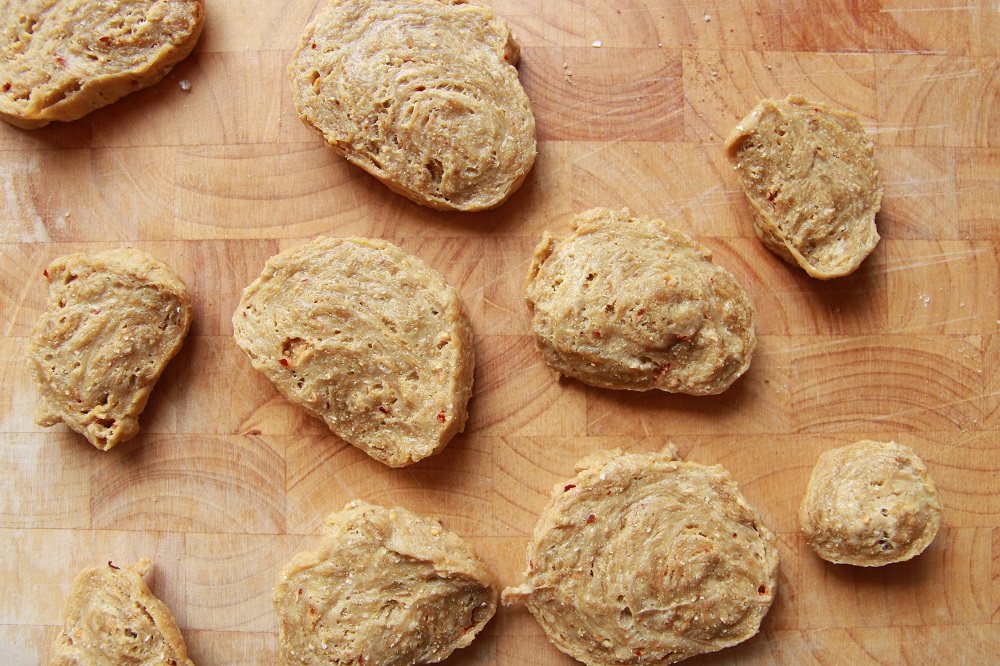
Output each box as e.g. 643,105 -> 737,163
1,0 -> 997,663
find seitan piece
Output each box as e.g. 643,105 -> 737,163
49,558 -> 194,666
27,248 -> 193,451
525,207 -> 756,395
288,0 -> 536,211
273,501 -> 497,666
799,440 -> 941,566
503,448 -> 779,666
232,236 -> 475,467
724,95 -> 882,279
0,0 -> 205,129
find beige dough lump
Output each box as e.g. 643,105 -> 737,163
50,558 -> 194,666
724,95 -> 882,279
0,0 -> 204,129
28,248 -> 193,451
503,448 -> 779,666
273,501 -> 498,666
233,236 -> 475,467
799,440 -> 941,566
525,207 -> 756,395
288,0 -> 536,211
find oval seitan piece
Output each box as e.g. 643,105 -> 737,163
525,207 -> 756,395
503,449 -> 780,666
0,0 -> 205,129
273,501 -> 498,666
50,558 -> 194,666
232,236 -> 475,467
288,0 -> 536,211
799,440 -> 941,567
724,95 -> 882,279
27,248 -> 193,451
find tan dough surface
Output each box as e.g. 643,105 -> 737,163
273,500 -> 498,666
0,0 -> 204,129
288,0 -> 536,211
724,94 -> 882,279
232,236 -> 475,468
798,440 -> 942,567
503,448 -> 779,666
50,558 -> 194,666
525,207 -> 756,395
27,248 -> 193,451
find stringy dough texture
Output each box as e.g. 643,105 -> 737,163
503,449 -> 779,666
273,501 -> 498,666
0,0 -> 204,128
27,248 -> 193,451
799,440 -> 942,566
49,559 -> 194,666
288,0 -> 536,211
525,208 -> 756,395
233,236 -> 475,468
725,95 -> 882,279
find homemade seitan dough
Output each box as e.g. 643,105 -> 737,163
724,95 -> 882,279
799,440 -> 941,566
273,501 -> 498,666
27,248 -> 193,451
50,558 -> 194,666
0,0 -> 205,129
525,207 -> 756,395
503,448 -> 779,666
288,0 -> 536,211
232,236 -> 475,467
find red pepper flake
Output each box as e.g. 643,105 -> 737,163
108,561 -> 119,570
278,358 -> 289,367
732,532 -> 738,538
93,308 -> 101,314
758,585 -> 767,595
637,308 -> 645,316
311,43 -> 317,49
633,649 -> 644,657
377,406 -> 389,414
529,559 -> 534,569
564,484 -> 576,492
297,588 -> 303,596
1,82 -> 10,92
675,334 -> 688,341
593,331 -> 602,338
55,56 -> 65,66
99,36 -> 110,44
42,268 -> 49,278
436,411 -> 446,422
586,514 -> 596,524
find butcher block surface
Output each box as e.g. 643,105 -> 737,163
1,0 -> 998,663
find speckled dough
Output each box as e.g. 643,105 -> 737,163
288,0 -> 536,211
50,559 -> 194,666
724,95 -> 882,279
27,249 -> 193,451
503,449 -> 779,666
273,501 -> 498,666
0,0 -> 204,129
799,440 -> 941,566
525,207 -> 756,395
232,236 -> 475,468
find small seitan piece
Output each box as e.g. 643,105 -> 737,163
274,501 -> 498,666
724,95 -> 882,279
49,558 -> 194,666
525,207 -> 756,395
288,0 -> 536,211
503,448 -> 779,666
232,236 -> 475,467
799,440 -> 941,566
0,0 -> 205,129
27,248 -> 193,451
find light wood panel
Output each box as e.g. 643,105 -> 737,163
1,0 -> 997,663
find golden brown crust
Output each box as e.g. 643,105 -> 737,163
724,95 -> 882,279
232,236 -> 475,467
288,0 -> 536,211
502,449 -> 779,666
525,207 -> 756,395
0,0 -> 205,129
799,440 -> 942,566
49,558 -> 194,666
273,501 -> 498,666
27,248 -> 193,451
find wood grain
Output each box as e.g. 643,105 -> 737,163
1,0 -> 998,664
